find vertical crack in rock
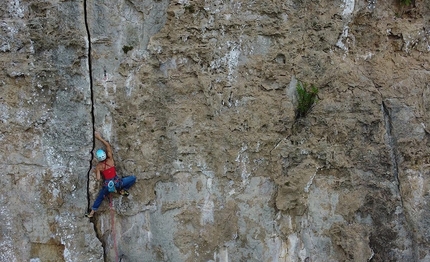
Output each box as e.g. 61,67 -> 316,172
381,101 -> 402,202
382,100 -> 418,261
83,1 -> 106,260
83,0 -> 95,214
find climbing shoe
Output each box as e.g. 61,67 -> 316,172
119,189 -> 129,196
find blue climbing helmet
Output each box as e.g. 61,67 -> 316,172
95,149 -> 106,161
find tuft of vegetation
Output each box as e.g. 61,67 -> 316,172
184,5 -> 195,13
296,81 -> 318,119
122,45 -> 133,54
399,0 -> 412,5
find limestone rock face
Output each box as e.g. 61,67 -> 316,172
1,0 -> 430,261
1,0 -> 101,261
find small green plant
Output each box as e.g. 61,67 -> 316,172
399,0 -> 412,5
296,81 -> 318,119
122,45 -> 133,54
184,5 -> 195,13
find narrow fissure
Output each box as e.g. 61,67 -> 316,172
84,0 -> 95,214
83,1 -> 107,261
382,101 -> 418,260
381,101 -> 402,198
83,0 -> 95,233
382,101 -> 416,261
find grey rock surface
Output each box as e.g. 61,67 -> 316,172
1,0 -> 430,261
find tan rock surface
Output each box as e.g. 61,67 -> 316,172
1,0 -> 430,261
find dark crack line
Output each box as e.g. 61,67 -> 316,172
381,101 -> 402,197
84,0 -> 95,215
84,2 -> 108,261
382,101 -> 419,262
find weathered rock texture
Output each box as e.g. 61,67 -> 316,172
1,0 -> 430,261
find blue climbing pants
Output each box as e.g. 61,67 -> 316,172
121,175 -> 136,190
91,175 -> 137,211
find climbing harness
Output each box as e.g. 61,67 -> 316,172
109,194 -> 119,262
101,160 -> 122,193
104,176 -> 122,193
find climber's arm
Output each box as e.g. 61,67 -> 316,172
95,131 -> 114,160
94,165 -> 101,180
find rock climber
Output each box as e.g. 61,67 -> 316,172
85,131 -> 136,218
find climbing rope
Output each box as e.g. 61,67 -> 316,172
109,194 -> 119,262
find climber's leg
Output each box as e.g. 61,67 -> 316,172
121,176 -> 136,190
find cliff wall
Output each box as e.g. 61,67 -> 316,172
1,0 -> 430,261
